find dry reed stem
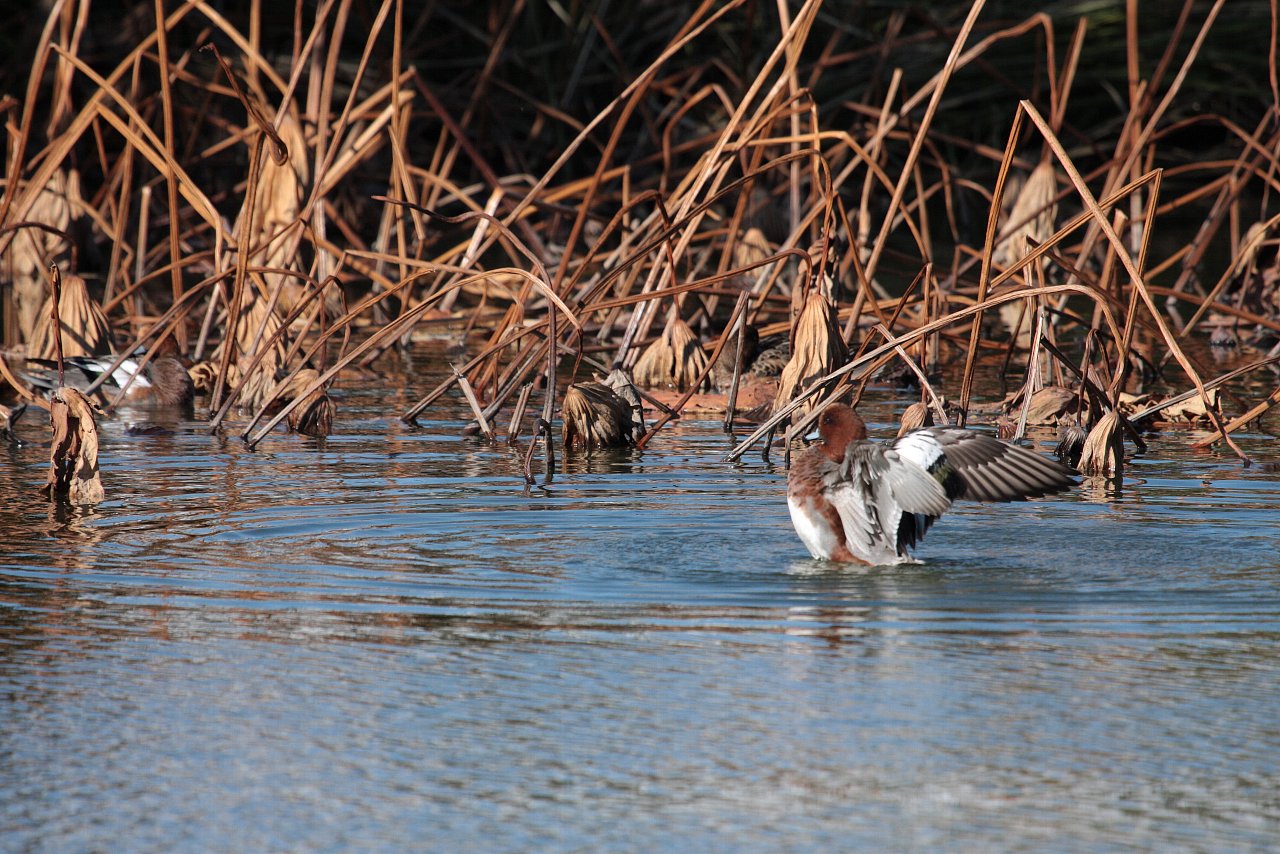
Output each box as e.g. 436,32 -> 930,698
1017,99 -> 1247,463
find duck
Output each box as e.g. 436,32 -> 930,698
787,403 -> 1074,564
17,354 -> 195,408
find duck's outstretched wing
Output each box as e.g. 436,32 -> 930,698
824,442 -> 953,561
894,428 -> 1075,502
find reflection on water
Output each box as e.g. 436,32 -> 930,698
2,379 -> 1279,851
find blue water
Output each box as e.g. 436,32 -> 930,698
2,380 -> 1279,852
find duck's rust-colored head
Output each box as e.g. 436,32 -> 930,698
814,404 -> 867,460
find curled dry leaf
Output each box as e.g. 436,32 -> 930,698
601,368 -> 644,432
773,290 -> 845,419
562,381 -> 637,449
29,273 -> 112,360
187,360 -> 221,394
276,368 -> 335,437
1078,410 -> 1123,478
1056,422 -> 1088,467
1159,389 -> 1220,425
41,387 -> 104,504
633,312 -> 708,391
896,401 -> 933,437
1022,385 -> 1079,425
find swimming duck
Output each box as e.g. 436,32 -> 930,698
787,404 -> 1074,564
18,354 -> 195,408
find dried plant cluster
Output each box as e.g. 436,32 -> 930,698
2,1 -> 1279,483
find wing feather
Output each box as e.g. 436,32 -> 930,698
901,428 -> 1074,502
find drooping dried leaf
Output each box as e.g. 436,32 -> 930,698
773,290 -> 845,419
10,170 -> 78,344
41,387 -> 104,504
187,360 -> 221,394
633,313 -> 708,391
276,368 -> 334,437
1078,410 -> 1123,478
1056,422 -> 1088,467
562,381 -> 636,449
734,227 -> 771,270
897,401 -> 933,437
248,114 -> 315,318
29,273 -> 112,360
1159,389 -> 1220,424
1023,385 -> 1079,425
215,289 -> 288,410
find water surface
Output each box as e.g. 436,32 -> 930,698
2,369 -> 1279,852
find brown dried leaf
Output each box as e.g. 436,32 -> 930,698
600,368 -> 644,432
1159,389 -> 1220,424
1078,411 -> 1123,478
773,290 -> 845,419
1056,422 -> 1087,467
41,387 -> 104,504
215,290 -> 288,410
10,170 -> 78,343
277,368 -> 334,437
249,114 -> 316,317
187,360 -> 221,394
996,160 -> 1057,343
29,273 -> 112,360
563,381 -> 636,449
897,401 -> 933,437
1023,385 -> 1079,425
734,227 -> 771,270
633,313 -> 708,391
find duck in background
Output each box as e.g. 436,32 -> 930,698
17,353 -> 195,409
